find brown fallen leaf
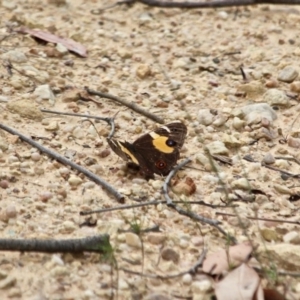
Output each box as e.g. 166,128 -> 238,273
16,27 -> 87,57
215,263 -> 264,300
202,242 -> 253,275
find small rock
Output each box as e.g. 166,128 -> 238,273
0,180 -> 9,189
278,66 -> 298,83
34,84 -> 55,104
222,133 -> 241,148
2,50 -> 27,63
237,81 -> 265,98
68,175 -> 83,187
44,121 -> 59,131
290,81 -> 300,93
6,99 -> 43,121
182,273 -> 192,285
273,183 -> 291,194
62,89 -> 81,102
263,89 -> 290,107
50,266 -> 68,277
191,236 -> 204,246
147,233 -> 166,245
262,153 -> 275,165
6,205 -> 17,219
62,221 -> 76,233
172,177 -> 196,196
39,191 -> 53,202
260,228 -> 278,242
287,136 -> 300,148
198,109 -> 214,126
283,231 -> 300,244
125,232 -> 141,248
191,279 -> 212,294
56,43 -> 69,54
136,64 -> 151,79
161,248 -> 179,263
118,48 -> 132,59
265,78 -> 279,88
241,103 -> 277,124
206,141 -> 229,155
172,58 -> 190,70
0,275 -> 16,289
231,178 -> 250,190
48,0 -> 67,5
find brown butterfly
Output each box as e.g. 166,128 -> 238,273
107,122 -> 187,179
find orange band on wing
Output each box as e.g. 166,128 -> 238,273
118,143 -> 139,165
149,132 -> 174,153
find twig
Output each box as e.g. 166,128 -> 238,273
118,225 -> 160,233
137,0 -> 300,8
163,158 -> 236,241
41,109 -> 116,139
216,212 -> 300,225
0,235 -> 111,253
0,123 -> 124,202
96,0 -> 300,10
85,87 -> 164,124
254,267 -> 300,278
120,248 -> 207,279
79,200 -> 235,215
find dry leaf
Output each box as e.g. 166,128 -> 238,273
215,263 -> 264,300
16,27 -> 87,57
202,242 -> 253,275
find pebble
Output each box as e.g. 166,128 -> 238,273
179,239 -> 189,249
6,205 -> 17,219
56,43 -> 69,54
6,99 -> 44,121
136,64 -> 151,79
231,178 -> 250,190
273,183 -> 292,194
147,233 -> 166,245
205,141 -> 229,155
182,273 -> 192,285
51,254 -> 64,266
232,117 -> 245,130
50,266 -> 68,277
290,81 -> 300,93
125,232 -> 141,248
237,81 -> 265,98
144,294 -> 170,300
61,220 -> 77,233
191,279 -> 212,294
260,228 -> 278,242
68,175 -> 83,187
0,180 -> 9,189
191,236 -> 204,246
287,136 -> 300,148
222,133 -> 241,148
1,50 -> 27,63
241,103 -> 277,124
197,109 -> 214,126
161,248 -> 180,263
0,275 -> 16,289
151,180 -> 163,190
39,191 -> 53,202
278,66 -> 298,83
262,153 -> 275,164
263,89 -> 290,107
31,152 -> 41,161
44,121 -> 59,131
283,231 -> 300,244
34,84 -> 55,104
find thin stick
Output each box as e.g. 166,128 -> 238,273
120,248 -> 207,279
80,200 -> 235,215
0,123 -> 124,203
163,159 -> 236,241
85,87 -> 164,124
137,0 -> 300,8
0,235 -> 110,253
216,212 -> 300,225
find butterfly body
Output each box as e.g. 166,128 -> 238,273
108,122 -> 187,179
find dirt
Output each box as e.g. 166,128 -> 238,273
0,0 -> 300,299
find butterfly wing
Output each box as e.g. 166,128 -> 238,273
132,122 -> 187,177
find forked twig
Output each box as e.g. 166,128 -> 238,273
163,158 -> 236,242
85,87 -> 164,124
0,235 -> 111,253
41,109 -> 116,138
0,123 -> 124,202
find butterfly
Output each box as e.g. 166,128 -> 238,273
107,122 -> 187,179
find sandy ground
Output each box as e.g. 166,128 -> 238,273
0,0 -> 300,299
